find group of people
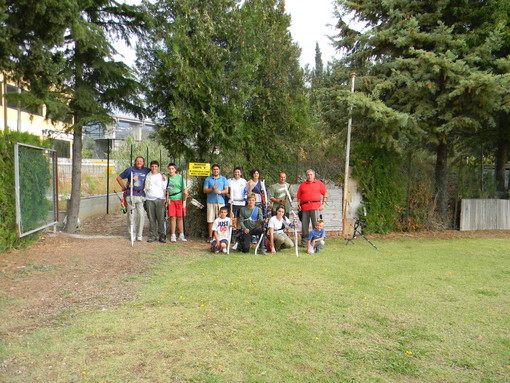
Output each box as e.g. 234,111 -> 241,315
116,159 -> 328,255
116,157 -> 188,243
203,165 -> 328,254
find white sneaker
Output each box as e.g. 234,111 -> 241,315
178,234 -> 187,242
137,236 -> 143,241
170,234 -> 177,242
232,242 -> 238,250
222,248 -> 227,253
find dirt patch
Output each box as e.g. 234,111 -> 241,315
78,210 -> 130,237
0,211 -> 206,340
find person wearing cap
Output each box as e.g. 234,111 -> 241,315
116,156 -> 150,241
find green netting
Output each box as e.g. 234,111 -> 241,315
16,144 -> 57,236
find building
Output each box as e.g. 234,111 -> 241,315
1,74 -> 73,157
83,115 -> 157,157
1,75 -> 156,158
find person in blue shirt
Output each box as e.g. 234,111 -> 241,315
307,219 -> 326,254
116,156 -> 151,241
203,164 -> 229,242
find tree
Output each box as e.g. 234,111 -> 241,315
138,0 -> 243,162
1,0 -> 147,233
0,0 -> 71,117
312,42 -> 324,89
333,0 -> 510,226
62,1 -> 146,233
464,0 -> 510,196
234,0 -> 309,176
138,0 -> 309,178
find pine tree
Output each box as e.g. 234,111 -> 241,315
1,0 -> 147,233
63,1 -> 146,233
138,0 -> 243,162
235,0 -> 309,174
138,0 -> 309,176
333,0 -> 510,225
312,42 -> 324,88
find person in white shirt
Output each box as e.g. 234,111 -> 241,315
268,206 -> 294,253
144,161 -> 167,243
227,167 -> 247,229
211,206 -> 231,253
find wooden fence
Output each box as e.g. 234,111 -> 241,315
460,199 -> 510,231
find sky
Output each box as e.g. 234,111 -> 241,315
285,0 -> 339,68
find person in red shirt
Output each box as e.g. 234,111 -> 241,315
296,169 -> 328,246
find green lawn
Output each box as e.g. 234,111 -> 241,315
2,237 -> 509,382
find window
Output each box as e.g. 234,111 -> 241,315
6,84 -> 18,109
6,84 -> 44,115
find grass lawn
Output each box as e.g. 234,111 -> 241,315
1,237 -> 509,382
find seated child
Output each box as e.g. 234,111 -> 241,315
238,193 -> 264,253
307,219 -> 326,254
211,206 -> 231,253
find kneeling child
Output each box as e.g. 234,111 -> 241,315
211,206 -> 231,253
307,219 -> 326,254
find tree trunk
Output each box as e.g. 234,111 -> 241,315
495,114 -> 509,196
65,40 -> 84,234
495,139 -> 508,196
434,141 -> 449,227
65,125 -> 82,233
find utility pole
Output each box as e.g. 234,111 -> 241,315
342,72 -> 356,235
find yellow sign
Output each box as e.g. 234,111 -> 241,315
188,162 -> 211,177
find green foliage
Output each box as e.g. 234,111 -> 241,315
185,180 -> 208,238
233,0 -> 310,171
81,137 -> 95,159
0,0 -> 148,233
18,147 -> 52,233
112,135 -> 170,173
138,0 -> 243,161
352,144 -> 438,233
455,159 -> 500,199
0,0 -> 71,111
0,131 -> 48,253
138,0 -> 310,173
352,144 -> 407,233
333,0 -> 510,226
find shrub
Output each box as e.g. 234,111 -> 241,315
352,145 -> 407,234
352,144 -> 437,234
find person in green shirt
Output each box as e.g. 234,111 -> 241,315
269,171 -> 294,217
238,193 -> 264,253
166,163 -> 188,242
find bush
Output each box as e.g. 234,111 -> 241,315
352,144 -> 437,234
352,145 -> 407,234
